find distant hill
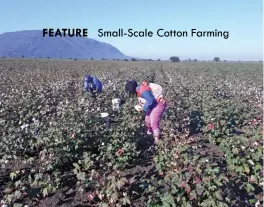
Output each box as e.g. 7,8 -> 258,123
0,30 -> 131,60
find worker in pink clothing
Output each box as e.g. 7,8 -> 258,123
125,80 -> 167,144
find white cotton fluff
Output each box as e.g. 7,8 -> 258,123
135,105 -> 143,112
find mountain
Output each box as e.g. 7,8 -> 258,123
0,30 -> 131,60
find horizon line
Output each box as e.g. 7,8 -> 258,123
0,29 -> 262,62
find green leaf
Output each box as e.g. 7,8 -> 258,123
220,120 -> 226,126
250,175 -> 257,183
214,179 -> 223,187
15,181 -> 21,188
10,172 -> 17,180
255,163 -> 262,171
185,203 -> 192,207
246,183 -> 255,192
236,166 -> 243,173
249,199 -> 256,204
120,177 -> 128,184
13,203 -> 23,207
215,191 -> 223,200
162,203 -> 171,207
14,190 -> 22,199
232,148 -> 239,154
212,167 -> 220,174
117,180 -> 125,190
73,163 -> 80,170
107,145 -> 112,151
47,164 -> 53,171
121,197 -> 131,205
193,155 -> 199,161
214,130 -> 220,136
196,183 -> 204,195
148,185 -> 155,192
243,164 -> 250,174
189,190 -> 197,200
73,168 -> 78,175
225,196 -> 231,203
218,202 -> 229,207
111,192 -> 118,202
77,172 -> 86,181
42,187 -> 48,197
209,185 -> 217,191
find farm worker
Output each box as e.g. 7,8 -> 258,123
84,75 -> 103,97
125,80 -> 166,144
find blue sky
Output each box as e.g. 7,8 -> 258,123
1,0 -> 263,60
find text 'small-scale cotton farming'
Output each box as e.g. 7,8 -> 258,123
0,59 -> 263,207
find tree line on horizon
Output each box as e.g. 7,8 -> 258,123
2,55 -> 263,63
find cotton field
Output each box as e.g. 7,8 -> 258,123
0,59 -> 263,207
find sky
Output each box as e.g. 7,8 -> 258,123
0,0 -> 263,61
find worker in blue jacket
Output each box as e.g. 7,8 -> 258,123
84,75 -> 103,97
